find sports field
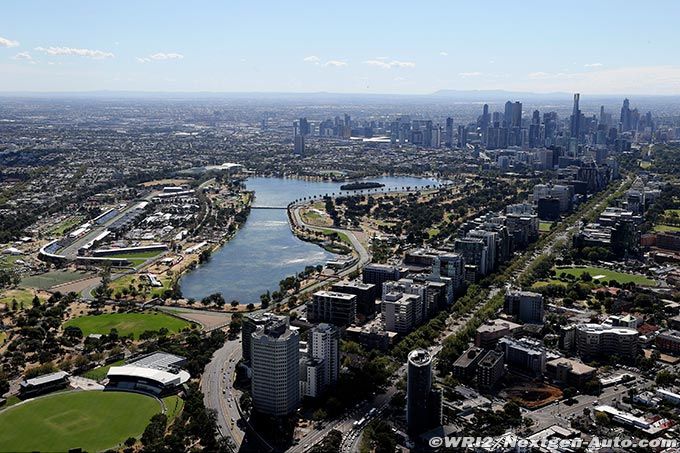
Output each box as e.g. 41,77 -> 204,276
64,311 -> 191,338
555,266 -> 655,286
20,270 -> 91,290
0,391 -> 161,452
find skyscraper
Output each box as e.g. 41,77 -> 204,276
570,93 -> 581,138
299,117 -> 310,136
503,101 -> 513,127
406,349 -> 442,434
620,98 -> 631,132
242,312 -> 287,366
294,134 -> 305,155
251,319 -> 300,416
457,125 -> 467,148
511,101 -> 522,128
445,117 -> 454,147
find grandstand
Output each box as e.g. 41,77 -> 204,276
106,352 -> 190,396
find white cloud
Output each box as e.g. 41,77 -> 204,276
584,62 -> 603,68
439,51 -> 448,56
324,60 -> 347,67
0,36 -> 19,48
12,52 -> 32,60
459,71 -> 482,77
303,55 -> 320,64
364,59 -> 415,69
149,52 -> 184,60
137,52 -> 184,63
34,46 -> 114,59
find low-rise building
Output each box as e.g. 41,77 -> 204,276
19,371 -> 70,398
656,329 -> 680,354
475,318 -> 522,349
545,358 -> 596,388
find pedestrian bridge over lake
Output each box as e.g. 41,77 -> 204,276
251,205 -> 288,210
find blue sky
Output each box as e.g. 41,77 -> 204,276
2,0 -> 680,94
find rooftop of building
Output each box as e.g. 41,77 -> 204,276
577,323 -> 639,336
546,357 -> 596,375
314,290 -> 357,300
453,347 -> 485,368
408,349 -> 432,366
477,318 -> 522,333
128,352 -> 186,371
21,371 -> 69,387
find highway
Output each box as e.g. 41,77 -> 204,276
201,339 -> 246,451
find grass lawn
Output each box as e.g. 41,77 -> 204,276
108,250 -> 164,259
81,359 -> 125,381
20,270 -> 89,290
531,279 -> 567,289
554,266 -> 655,286
47,215 -> 85,236
539,221 -> 554,232
654,224 -> 680,232
0,288 -> 48,309
64,311 -> 191,339
320,228 -> 351,245
427,227 -> 440,238
0,255 -> 21,270
163,395 -> 184,422
110,273 -> 173,299
0,390 -> 161,452
0,332 -> 6,345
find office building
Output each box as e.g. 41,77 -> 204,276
362,263 -> 402,296
242,312 -> 287,366
307,291 -> 357,326
331,280 -> 377,317
406,349 -> 442,435
251,320 -> 300,416
452,346 -> 486,382
476,350 -> 505,391
504,290 -> 544,324
575,324 -> 639,360
301,323 -> 340,398
498,337 -> 546,374
382,292 -> 419,334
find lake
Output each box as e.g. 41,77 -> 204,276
179,175 -> 438,303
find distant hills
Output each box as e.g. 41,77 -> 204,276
0,89 -> 678,103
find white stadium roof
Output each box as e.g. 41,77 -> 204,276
107,365 -> 190,387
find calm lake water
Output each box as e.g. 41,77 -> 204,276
179,176 -> 438,303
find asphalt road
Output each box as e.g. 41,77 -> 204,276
201,339 -> 246,450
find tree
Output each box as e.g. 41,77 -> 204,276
503,401 -> 521,424
63,325 -> 83,339
594,412 -> 610,426
141,413 -> 167,448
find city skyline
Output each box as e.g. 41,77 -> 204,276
2,0 -> 680,94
